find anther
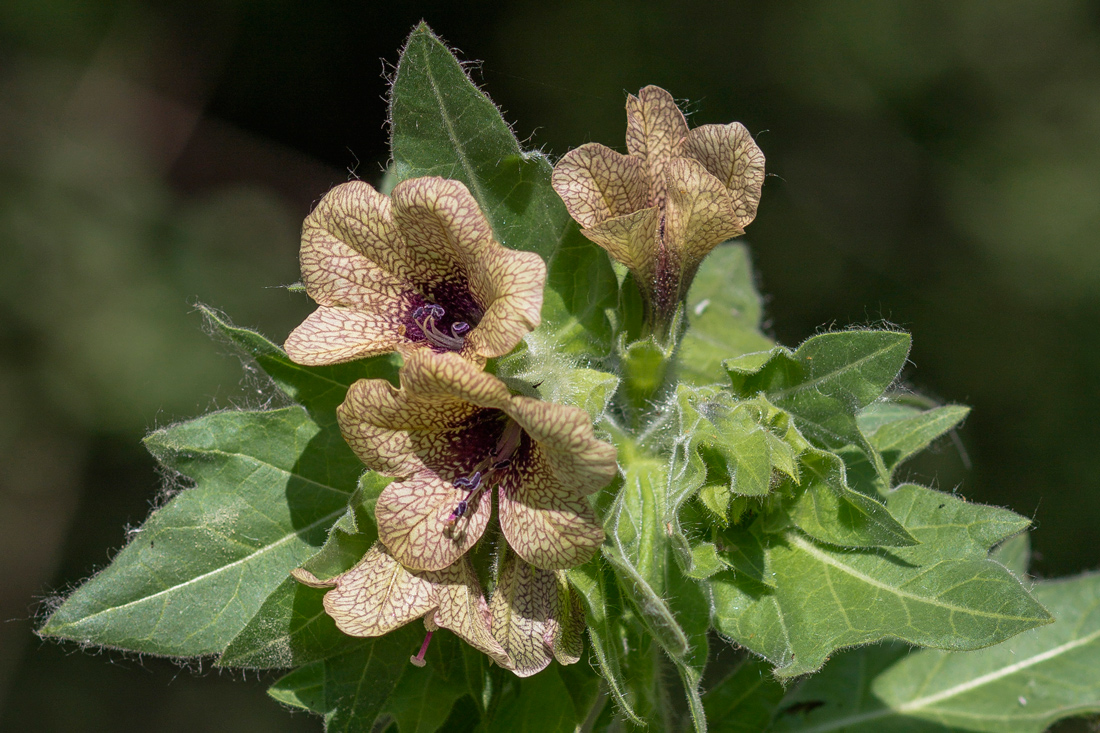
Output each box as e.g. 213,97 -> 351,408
451,321 -> 470,336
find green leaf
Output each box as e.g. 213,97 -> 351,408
40,407 -> 354,655
620,335 -> 676,420
201,305 -> 398,422
325,626 -> 421,733
716,523 -> 776,589
703,655 -> 785,732
390,23 -> 617,354
566,559 -> 642,725
268,662 -> 328,714
383,631 -> 468,733
486,667 -> 577,733
725,331 -> 911,477
992,532 -> 1031,579
679,243 -> 773,386
710,484 -> 1051,678
218,577 -> 362,668
773,572 -> 1100,733
866,403 -> 970,473
787,450 -> 917,548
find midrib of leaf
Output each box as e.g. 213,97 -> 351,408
789,626 -> 1100,733
418,38 -> 493,212
787,533 -> 1041,622
183,446 -> 354,497
49,506 -> 345,631
769,342 -> 902,402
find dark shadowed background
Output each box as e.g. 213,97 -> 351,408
2,1 -> 1099,731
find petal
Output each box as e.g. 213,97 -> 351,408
506,396 -> 619,496
663,156 -> 744,278
400,350 -> 513,412
375,471 -> 492,572
548,573 -> 586,666
489,549 -> 556,677
430,558 -> 511,667
300,180 -> 413,302
625,86 -> 689,207
580,207 -> 660,282
311,543 -> 438,637
338,376 -> 481,476
682,122 -> 766,227
464,249 -> 545,359
285,306 -> 410,366
498,446 -> 605,570
391,177 -> 491,289
551,143 -> 649,228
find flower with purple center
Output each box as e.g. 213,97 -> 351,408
337,350 -> 618,573
551,85 -> 765,336
285,176 -> 545,365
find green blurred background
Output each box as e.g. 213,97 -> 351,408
2,1 -> 1099,730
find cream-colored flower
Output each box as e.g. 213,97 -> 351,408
337,350 -> 617,573
286,177 -> 545,365
292,542 -> 510,668
552,85 -> 764,334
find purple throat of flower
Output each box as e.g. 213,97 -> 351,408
444,419 -> 524,525
413,304 -> 470,351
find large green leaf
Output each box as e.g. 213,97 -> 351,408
679,243 -> 773,386
773,572 -> 1100,733
390,23 -> 617,355
40,407 -> 355,655
710,484 -> 1051,678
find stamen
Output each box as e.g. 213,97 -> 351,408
413,303 -> 468,351
453,472 -> 482,492
410,630 -> 433,667
492,420 -> 523,464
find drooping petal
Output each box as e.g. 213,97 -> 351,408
682,122 -> 766,227
285,307 -> 408,366
287,181 -> 419,365
506,396 -> 619,496
548,573 -> 586,666
430,558 -> 511,667
626,85 -> 690,207
391,177 -> 545,359
298,543 -> 438,638
489,549 -> 557,677
497,445 -> 605,570
375,471 -> 492,572
551,143 -> 650,228
580,207 -> 660,282
663,156 -> 743,278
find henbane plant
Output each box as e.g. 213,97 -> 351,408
39,23 -> 1100,733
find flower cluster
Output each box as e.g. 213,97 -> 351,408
286,176 -> 617,676
552,85 -> 765,336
